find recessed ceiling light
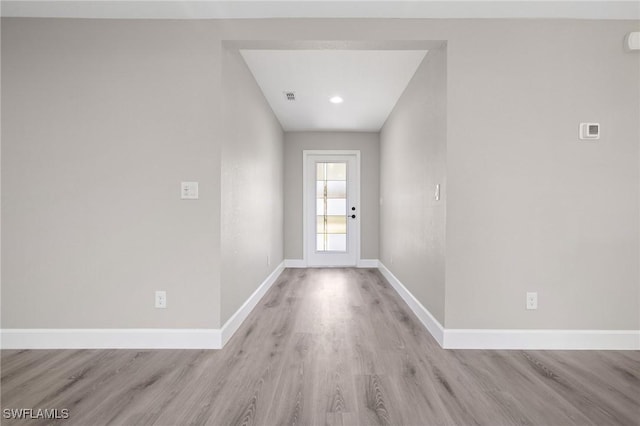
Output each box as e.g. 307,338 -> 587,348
329,96 -> 344,104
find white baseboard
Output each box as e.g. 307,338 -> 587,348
1,262 -> 286,350
444,329 -> 640,350
286,258 -> 378,268
220,261 -> 285,347
378,261 -> 640,351
378,262 -> 445,346
357,259 -> 379,268
4,261 -> 638,351
284,259 -> 307,268
0,328 -> 221,350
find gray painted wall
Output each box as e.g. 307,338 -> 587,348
283,132 -> 380,260
380,48 -> 447,324
1,19 -> 222,328
2,18 -> 638,332
442,21 -> 639,330
220,47 -> 284,324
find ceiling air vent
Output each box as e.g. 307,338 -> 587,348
284,91 -> 296,101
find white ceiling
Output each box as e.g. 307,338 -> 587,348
1,0 -> 638,20
239,49 -> 428,132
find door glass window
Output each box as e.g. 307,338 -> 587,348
316,162 -> 347,252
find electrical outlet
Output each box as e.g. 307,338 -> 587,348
526,292 -> 537,310
155,290 -> 167,309
267,254 -> 271,266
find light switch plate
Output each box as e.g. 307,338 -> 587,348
181,182 -> 199,200
526,292 -> 538,310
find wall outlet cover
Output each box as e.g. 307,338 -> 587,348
155,290 -> 167,309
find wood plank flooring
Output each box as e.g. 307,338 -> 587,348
2,268 -> 639,425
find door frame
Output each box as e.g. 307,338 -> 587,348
303,150 -> 361,267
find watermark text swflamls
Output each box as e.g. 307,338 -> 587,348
3,408 -> 70,420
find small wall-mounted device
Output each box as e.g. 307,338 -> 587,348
625,32 -> 640,51
181,181 -> 199,199
579,123 -> 600,140
155,290 -> 167,309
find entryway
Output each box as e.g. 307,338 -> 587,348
304,150 -> 360,266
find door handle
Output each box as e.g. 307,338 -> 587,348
351,214 -> 356,219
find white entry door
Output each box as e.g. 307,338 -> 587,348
304,151 -> 360,267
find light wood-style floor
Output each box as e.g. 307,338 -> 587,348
2,268 -> 639,425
